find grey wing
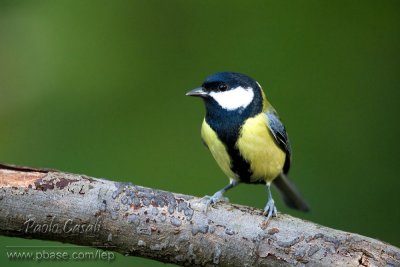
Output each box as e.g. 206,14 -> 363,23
266,110 -> 291,174
266,110 -> 310,212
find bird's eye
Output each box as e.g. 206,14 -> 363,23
218,84 -> 228,91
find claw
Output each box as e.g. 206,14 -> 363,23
263,198 -> 277,222
262,182 -> 278,223
203,191 -> 228,212
202,180 -> 238,213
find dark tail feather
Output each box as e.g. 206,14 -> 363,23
273,173 -> 310,212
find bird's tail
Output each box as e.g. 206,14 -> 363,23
273,173 -> 310,212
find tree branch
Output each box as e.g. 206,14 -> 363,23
0,163 -> 399,266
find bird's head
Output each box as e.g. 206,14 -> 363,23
186,72 -> 266,118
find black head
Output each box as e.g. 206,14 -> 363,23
186,72 -> 264,118
202,72 -> 260,93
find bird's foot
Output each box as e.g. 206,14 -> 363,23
203,191 -> 229,212
263,198 -> 277,222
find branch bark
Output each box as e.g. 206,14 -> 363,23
0,163 -> 399,266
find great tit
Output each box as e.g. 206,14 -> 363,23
186,72 -> 309,220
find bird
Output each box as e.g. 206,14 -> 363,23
186,72 -> 309,220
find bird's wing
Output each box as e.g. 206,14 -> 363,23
265,110 -> 291,174
266,110 -> 309,211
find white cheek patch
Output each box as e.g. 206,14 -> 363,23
209,86 -> 254,111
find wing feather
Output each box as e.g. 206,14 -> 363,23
266,110 -> 291,174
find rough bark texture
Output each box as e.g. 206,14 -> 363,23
0,163 -> 399,266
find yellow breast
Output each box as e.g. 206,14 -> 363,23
201,119 -> 237,179
201,114 -> 286,184
237,113 -> 286,183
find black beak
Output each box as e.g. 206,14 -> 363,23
185,87 -> 208,97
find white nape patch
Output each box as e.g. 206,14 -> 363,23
209,86 -> 254,111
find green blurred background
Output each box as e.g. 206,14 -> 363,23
0,0 -> 399,266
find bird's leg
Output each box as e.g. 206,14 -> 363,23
263,182 -> 277,221
204,179 -> 238,212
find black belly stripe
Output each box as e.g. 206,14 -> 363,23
205,116 -> 255,184
204,92 -> 264,184
227,146 -> 253,183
